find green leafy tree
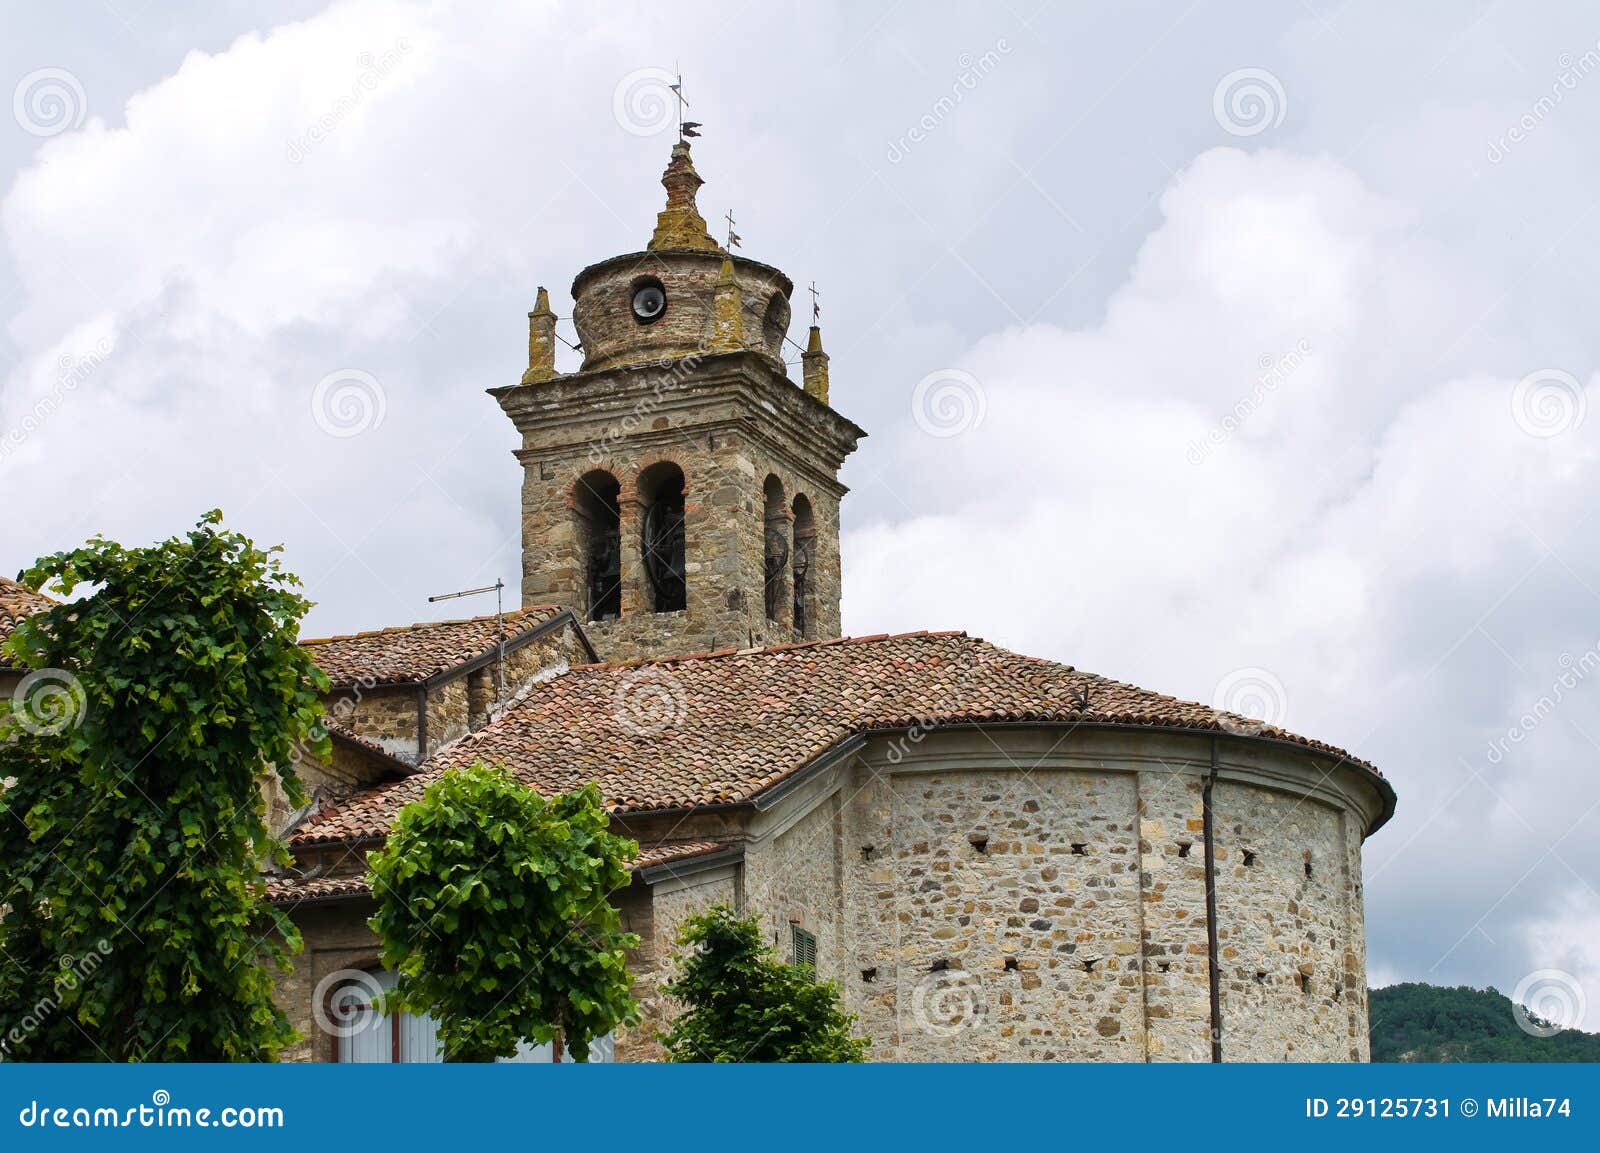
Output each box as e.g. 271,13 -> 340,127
1369,982 -> 1600,1062
0,511 -> 328,1060
661,905 -> 868,1062
366,767 -> 640,1061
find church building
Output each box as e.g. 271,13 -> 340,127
244,140 -> 1392,1062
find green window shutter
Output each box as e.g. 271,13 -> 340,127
791,925 -> 817,974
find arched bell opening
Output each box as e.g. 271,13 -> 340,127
573,470 -> 622,622
791,493 -> 817,639
638,462 -> 687,614
763,475 -> 790,626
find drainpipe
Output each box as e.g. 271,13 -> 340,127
1203,736 -> 1223,1063
416,684 -> 429,764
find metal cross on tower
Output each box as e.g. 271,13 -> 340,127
671,73 -> 701,140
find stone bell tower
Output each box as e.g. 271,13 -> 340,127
491,141 -> 864,662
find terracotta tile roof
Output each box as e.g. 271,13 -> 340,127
265,839 -> 733,905
0,577 -> 56,667
300,607 -> 566,686
263,874 -> 373,906
292,631 -> 1379,846
632,839 -> 732,871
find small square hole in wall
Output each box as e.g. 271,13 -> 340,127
1254,970 -> 1267,985
929,958 -> 949,972
1176,841 -> 1192,858
860,845 -> 875,861
861,967 -> 877,983
1242,850 -> 1258,867
968,833 -> 989,854
1300,973 -> 1313,994
1070,843 -> 1088,856
1157,961 -> 1172,973
1304,857 -> 1313,878
1083,957 -> 1099,973
1003,956 -> 1019,971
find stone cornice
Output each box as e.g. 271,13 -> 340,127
490,349 -> 865,487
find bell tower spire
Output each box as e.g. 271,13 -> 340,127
492,138 -> 865,662
648,142 -> 720,253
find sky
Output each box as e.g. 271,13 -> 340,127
2,0 -> 1597,1031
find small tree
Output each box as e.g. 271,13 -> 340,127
0,511 -> 328,1060
661,906 -> 868,1062
367,766 -> 639,1061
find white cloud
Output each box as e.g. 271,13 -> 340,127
844,146 -> 1600,1004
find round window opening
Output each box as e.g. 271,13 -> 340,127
631,278 -> 667,325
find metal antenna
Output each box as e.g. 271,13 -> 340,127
428,579 -> 506,711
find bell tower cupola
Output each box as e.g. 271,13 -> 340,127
492,139 -> 865,662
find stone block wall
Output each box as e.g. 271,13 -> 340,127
1211,781 -> 1368,1061
743,793 -> 844,977
321,628 -> 582,766
727,727 -> 1382,1063
276,728 -> 1381,1064
571,250 -> 793,373
331,685 -> 422,763
840,767 -> 1149,1061
613,872 -> 738,1062
1136,768 -> 1215,1060
276,901 -> 383,1064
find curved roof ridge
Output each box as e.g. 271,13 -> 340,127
299,604 -> 562,647
571,628 -> 972,672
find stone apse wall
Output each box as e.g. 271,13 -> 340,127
729,726 -> 1384,1063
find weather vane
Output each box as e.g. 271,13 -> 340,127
808,281 -> 821,324
725,209 -> 741,249
670,73 -> 701,140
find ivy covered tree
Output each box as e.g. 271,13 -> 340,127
661,906 -> 868,1062
0,511 -> 329,1060
366,767 -> 640,1061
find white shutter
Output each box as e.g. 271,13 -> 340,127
337,970 -> 396,1064
398,1007 -> 442,1062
